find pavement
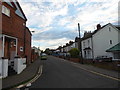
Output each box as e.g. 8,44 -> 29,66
2,58 -> 41,90
1,56 -> 120,89
60,57 -> 120,79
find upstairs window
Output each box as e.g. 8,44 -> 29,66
110,40 -> 112,44
88,40 -> 90,46
83,42 -> 85,47
109,27 -> 111,32
2,5 -> 10,17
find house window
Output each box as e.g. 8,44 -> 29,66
88,40 -> 90,46
83,42 -> 85,47
84,51 -> 86,58
2,5 -> 10,17
88,51 -> 90,55
109,27 -> 111,32
110,40 -> 112,44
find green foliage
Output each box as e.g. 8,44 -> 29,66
44,48 -> 50,55
69,48 -> 80,58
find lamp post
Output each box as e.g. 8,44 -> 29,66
78,23 -> 83,64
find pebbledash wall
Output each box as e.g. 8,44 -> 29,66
2,1 -> 31,64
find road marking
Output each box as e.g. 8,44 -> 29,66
70,62 -> 120,81
58,58 -> 120,81
16,65 -> 43,89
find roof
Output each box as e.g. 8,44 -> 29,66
83,47 -> 91,50
4,0 -> 13,7
3,0 -> 27,20
82,23 -> 120,41
106,43 -> 120,52
26,27 -> 32,36
114,26 -> 120,30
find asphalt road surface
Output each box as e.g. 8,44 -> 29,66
29,56 -> 119,88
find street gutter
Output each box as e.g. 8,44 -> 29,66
15,65 -> 43,89
2,65 -> 43,90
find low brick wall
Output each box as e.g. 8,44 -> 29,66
83,59 -> 120,71
69,58 -> 80,63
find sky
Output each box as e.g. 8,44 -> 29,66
17,0 -> 119,51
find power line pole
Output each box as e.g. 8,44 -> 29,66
78,23 -> 83,64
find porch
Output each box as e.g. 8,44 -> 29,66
0,35 -> 26,78
106,43 -> 120,61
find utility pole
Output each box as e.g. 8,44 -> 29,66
78,23 -> 83,64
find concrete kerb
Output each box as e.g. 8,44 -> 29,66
57,57 -> 120,81
15,65 -> 43,89
2,65 -> 43,90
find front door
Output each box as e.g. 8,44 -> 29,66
4,37 -> 10,59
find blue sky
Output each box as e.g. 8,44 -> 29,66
18,0 -> 119,50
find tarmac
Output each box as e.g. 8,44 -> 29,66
1,56 -> 120,89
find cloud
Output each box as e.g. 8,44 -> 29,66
32,37 -> 71,50
17,0 -> 119,50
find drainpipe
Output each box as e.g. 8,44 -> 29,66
23,23 -> 26,56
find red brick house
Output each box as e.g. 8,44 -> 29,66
31,47 -> 41,62
1,0 -> 31,65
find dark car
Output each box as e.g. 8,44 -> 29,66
95,56 -> 112,62
41,53 -> 47,60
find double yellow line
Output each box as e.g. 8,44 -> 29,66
16,65 -> 43,89
70,62 -> 120,81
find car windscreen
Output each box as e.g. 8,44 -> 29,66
41,53 -> 46,56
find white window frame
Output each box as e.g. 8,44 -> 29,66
2,5 -> 10,17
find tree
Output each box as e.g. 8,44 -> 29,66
69,48 -> 80,58
44,48 -> 50,55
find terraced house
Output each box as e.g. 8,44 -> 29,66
0,0 -> 31,78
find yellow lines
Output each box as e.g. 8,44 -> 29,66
16,65 -> 43,89
70,61 -> 120,81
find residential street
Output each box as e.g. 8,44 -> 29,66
1,1 -> 120,90
28,56 -> 119,88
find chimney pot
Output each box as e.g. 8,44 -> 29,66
96,24 -> 101,30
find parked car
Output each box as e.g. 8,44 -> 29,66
41,53 -> 47,60
95,56 -> 112,62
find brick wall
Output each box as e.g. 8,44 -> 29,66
25,28 -> 31,64
2,2 -> 31,65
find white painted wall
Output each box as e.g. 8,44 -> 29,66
0,48 -> 2,58
81,37 -> 93,59
0,60 -> 2,78
14,58 -> 26,74
71,43 -> 75,48
92,24 -> 120,59
75,42 -> 78,49
0,59 -> 8,78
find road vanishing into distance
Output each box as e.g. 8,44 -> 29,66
29,56 -> 119,88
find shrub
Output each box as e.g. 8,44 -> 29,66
69,48 -> 80,58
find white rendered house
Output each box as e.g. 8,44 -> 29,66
81,36 -> 93,59
92,23 -> 120,60
81,23 -> 120,60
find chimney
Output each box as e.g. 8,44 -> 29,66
96,24 -> 101,30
